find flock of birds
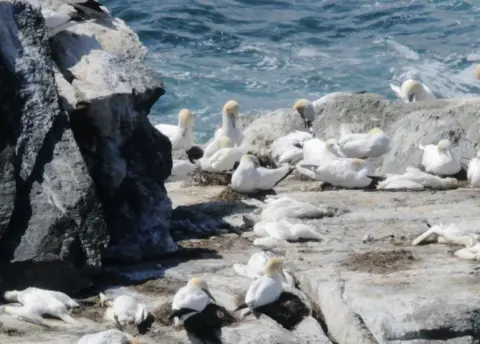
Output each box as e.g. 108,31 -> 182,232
6,1 -> 480,343
160,74 -> 480,193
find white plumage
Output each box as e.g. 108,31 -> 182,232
259,196 -> 328,221
390,79 -> 435,103
297,158 -> 372,188
412,223 -> 478,248
214,100 -> 244,145
171,278 -> 215,324
468,151 -> 480,187
155,109 -> 195,151
200,136 -> 249,172
338,125 -> 390,158
231,155 -> 292,193
100,294 -> 148,329
41,8 -> 84,37
377,166 -> 458,190
300,138 -> 346,165
253,219 -> 323,241
419,139 -> 461,176
2,287 -> 79,327
270,131 -> 313,165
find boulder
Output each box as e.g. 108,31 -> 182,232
0,0 -> 173,292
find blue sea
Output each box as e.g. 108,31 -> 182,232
102,0 -> 480,143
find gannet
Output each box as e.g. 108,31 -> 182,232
338,125 -> 390,158
155,109 -> 195,151
167,159 -> 197,182
63,0 -> 111,17
377,166 -> 458,190
232,252 -> 295,288
231,155 -> 293,193
41,8 -> 85,37
259,196 -> 330,221
235,257 -> 285,315
200,136 -> 249,172
468,151 -> 480,187
293,99 -> 316,133
2,287 -> 79,327
412,223 -> 478,248
455,243 -> 480,260
390,79 -> 436,103
170,278 -> 216,324
419,139 -> 461,176
270,131 -> 313,165
300,138 -> 346,165
214,100 -> 244,145
297,158 -> 373,188
253,219 -> 323,242
99,293 -> 148,331
77,329 -> 140,344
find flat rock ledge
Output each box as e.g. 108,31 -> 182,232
2,178 -> 480,344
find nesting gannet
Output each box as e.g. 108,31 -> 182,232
253,219 -> 323,242
170,278 -> 216,324
390,79 -> 436,103
41,8 -> 85,37
214,100 -> 244,145
468,151 -> 480,187
167,159 -> 197,182
412,223 -> 478,248
293,99 -> 316,133
300,138 -> 346,165
259,196 -> 330,221
231,155 -> 293,193
419,139 -> 461,176
200,136 -> 249,172
77,329 -> 140,344
235,257 -> 285,315
377,166 -> 458,190
2,288 -> 79,327
270,131 -> 313,165
455,243 -> 480,260
155,109 -> 195,151
63,0 -> 110,17
297,158 -> 373,188
337,125 -> 390,159
232,252 -> 295,288
99,293 -> 148,330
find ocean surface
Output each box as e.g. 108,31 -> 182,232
103,0 -> 480,143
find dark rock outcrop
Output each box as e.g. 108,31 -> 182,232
0,0 -> 173,292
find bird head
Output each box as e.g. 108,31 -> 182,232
264,257 -> 284,277
436,139 -> 451,152
293,99 -> 314,129
402,79 -> 423,102
367,127 -> 383,135
3,290 -> 19,302
241,154 -> 259,167
223,100 -> 240,117
188,278 -> 216,302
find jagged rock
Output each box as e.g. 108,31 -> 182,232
0,0 -> 107,292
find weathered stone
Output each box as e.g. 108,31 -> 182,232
0,0 -> 107,292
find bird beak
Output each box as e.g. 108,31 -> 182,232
281,270 -> 288,281
231,116 -> 236,129
203,289 -> 216,303
408,93 -> 415,102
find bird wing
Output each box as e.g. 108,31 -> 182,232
339,137 -> 372,158
390,83 -> 403,99
172,287 -> 208,312
155,123 -> 177,140
422,84 -> 436,99
254,165 -> 291,190
208,148 -> 233,171
468,159 -> 476,181
263,221 -> 294,240
171,160 -> 196,177
339,123 -> 352,140
290,222 -> 323,240
41,9 -> 72,28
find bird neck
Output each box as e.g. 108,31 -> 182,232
223,114 -> 235,131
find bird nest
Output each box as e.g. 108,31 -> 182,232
234,291 -> 309,330
189,170 -> 232,186
211,187 -> 276,202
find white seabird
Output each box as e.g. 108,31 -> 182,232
468,151 -> 480,187
167,159 -> 197,182
419,139 -> 461,176
77,329 -> 140,344
232,252 -> 295,288
2,287 -> 79,327
253,219 -> 323,242
63,0 -> 111,17
200,136 -> 249,172
270,131 -> 313,165
412,223 -> 478,248
259,196 -> 327,221
99,293 -> 148,330
390,79 -> 435,103
41,8 -> 85,37
235,257 -> 285,315
337,125 -> 390,159
155,109 -> 195,151
231,154 -> 293,193
170,278 -> 216,324
214,100 -> 244,146
300,138 -> 346,166
293,99 -> 316,132
455,243 -> 480,260
377,166 -> 458,190
297,158 -> 373,188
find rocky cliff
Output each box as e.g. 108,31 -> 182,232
0,0 -> 173,293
